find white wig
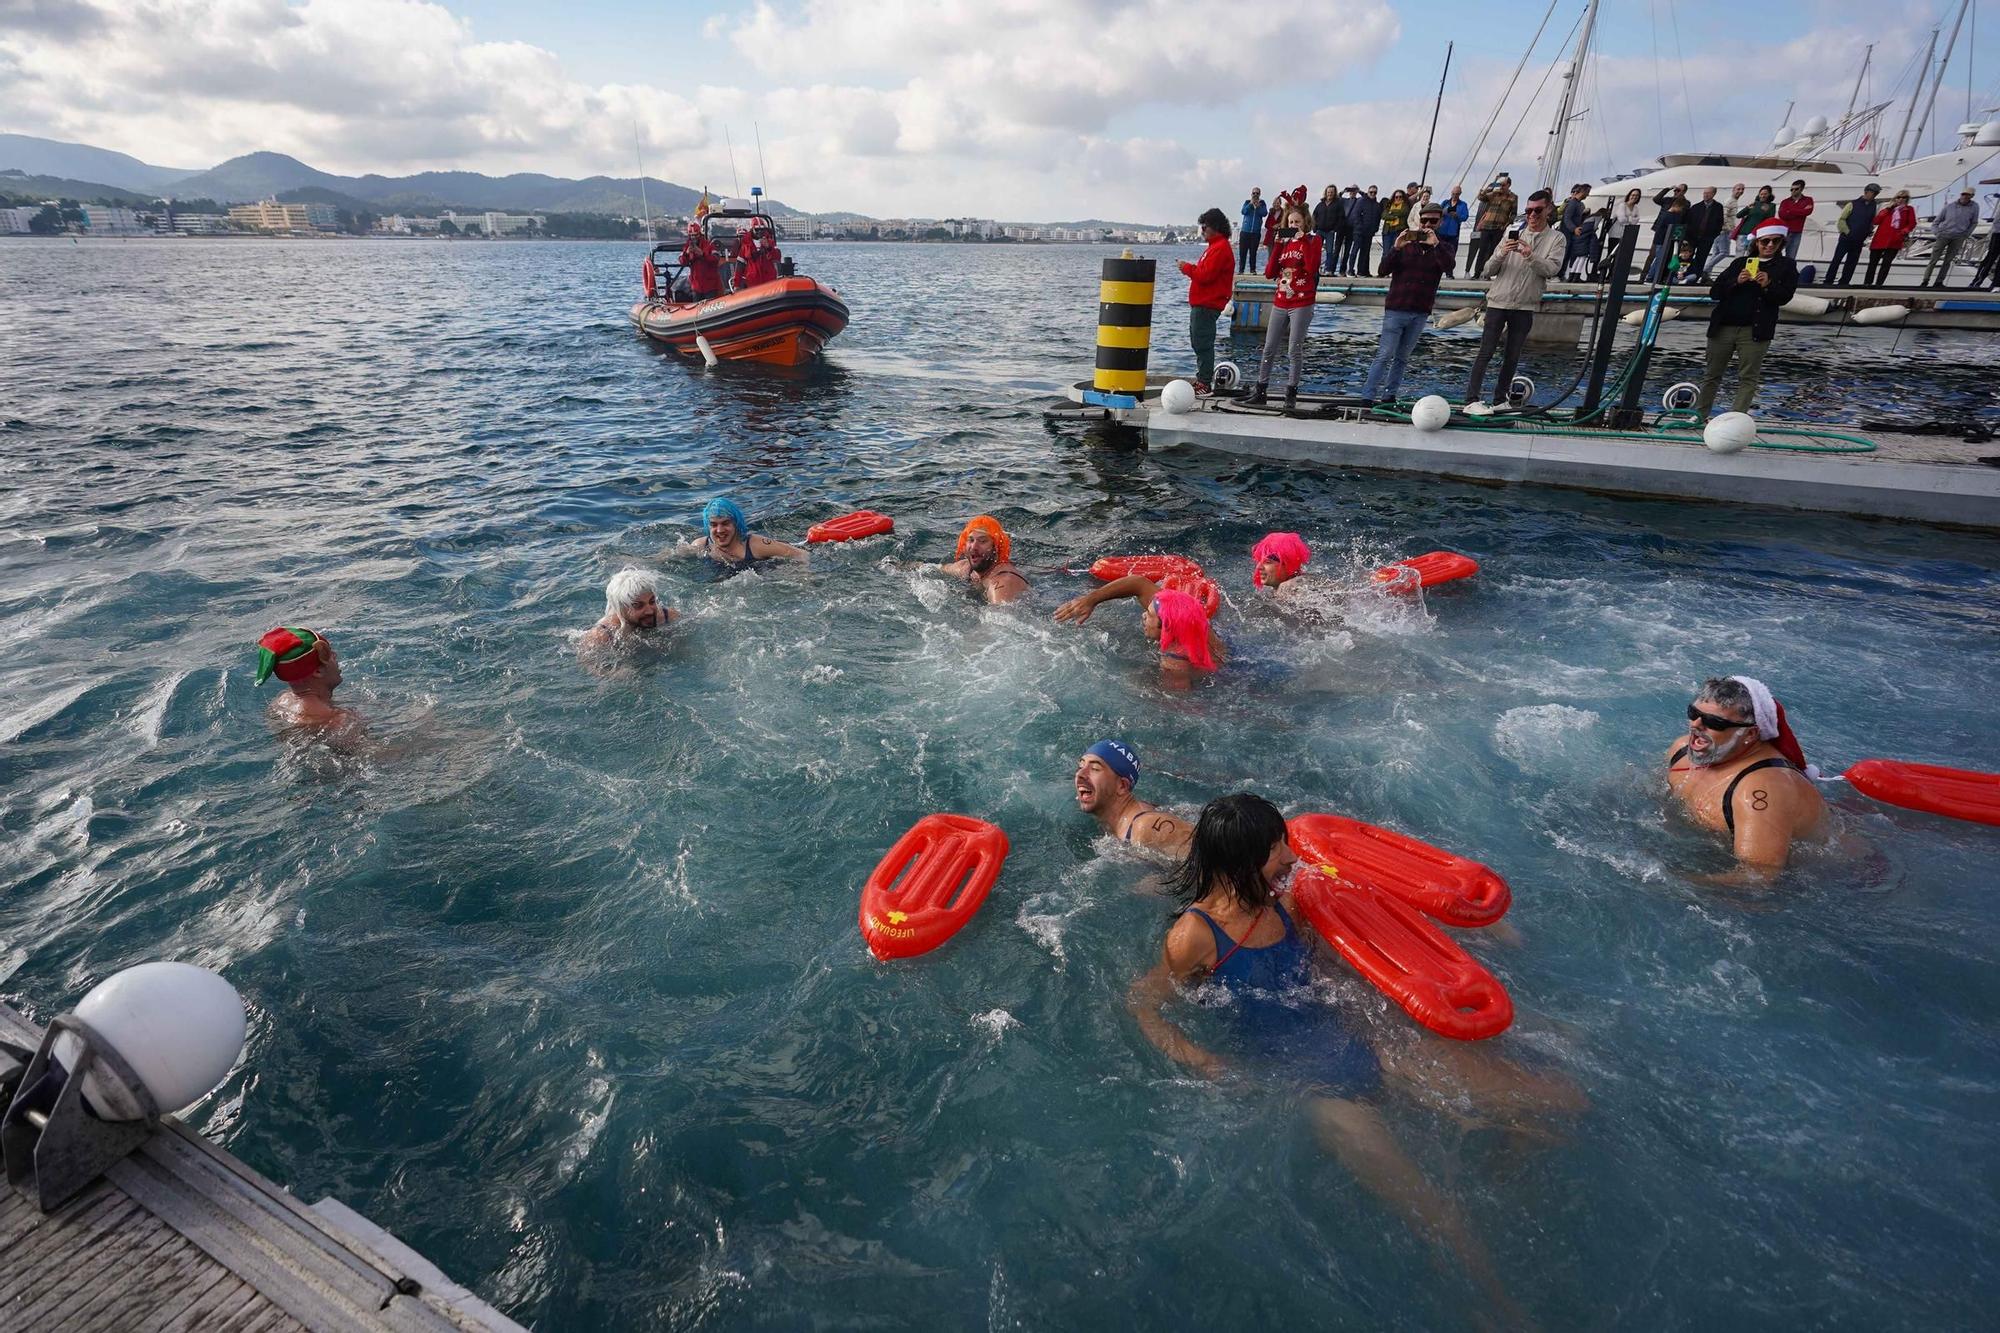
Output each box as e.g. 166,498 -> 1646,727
604,566 -> 662,617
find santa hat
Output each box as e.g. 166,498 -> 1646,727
1752,223 -> 1788,243
1291,185 -> 1308,203
1728,675 -> 1817,777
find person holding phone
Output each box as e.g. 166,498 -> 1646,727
1463,189 -> 1562,414
1362,201 -> 1451,402
1466,173 -> 1518,278
1696,224 -> 1797,416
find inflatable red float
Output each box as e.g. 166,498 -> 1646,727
807,510 -> 895,544
1844,759 -> 2000,827
1160,571 -> 1222,618
859,814 -> 1009,960
1374,551 -> 1479,590
1091,554 -> 1205,585
1288,814 -> 1510,927
1292,868 -> 1513,1040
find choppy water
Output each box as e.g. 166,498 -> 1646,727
3,237 -> 1999,1330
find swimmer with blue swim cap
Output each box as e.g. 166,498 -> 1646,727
1075,738 -> 1193,856
684,496 -> 807,575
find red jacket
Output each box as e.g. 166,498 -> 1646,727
1777,194 -> 1814,233
1870,204 -> 1917,251
1179,235 -> 1234,309
735,228 -> 781,287
680,233 -> 722,297
1263,232 -> 1323,308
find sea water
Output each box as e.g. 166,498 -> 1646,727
2,238 -> 1998,1329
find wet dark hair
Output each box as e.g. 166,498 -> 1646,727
1165,793 -> 1288,911
1696,676 -> 1754,718
1198,207 -> 1231,238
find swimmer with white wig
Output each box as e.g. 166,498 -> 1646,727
682,497 -> 806,575
1055,577 -> 1223,680
1666,674 -> 1829,877
255,626 -> 361,738
1074,739 -> 1193,856
581,567 -> 677,651
939,515 -> 1029,604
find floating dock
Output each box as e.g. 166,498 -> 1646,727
1,1002 -> 521,1333
1057,380 -> 2000,531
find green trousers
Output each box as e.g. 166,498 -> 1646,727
1697,325 -> 1770,415
1189,305 -> 1219,383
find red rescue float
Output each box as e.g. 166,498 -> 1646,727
1289,814 -> 1511,928
1160,571 -> 1222,618
1844,759 -> 2000,827
1292,868 -> 1514,1041
807,510 -> 895,544
1091,554 -> 1205,585
859,814 -> 1009,960
1374,551 -> 1479,590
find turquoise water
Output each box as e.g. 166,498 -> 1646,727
3,238 -> 1999,1329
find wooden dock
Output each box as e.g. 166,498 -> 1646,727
1,1003 -> 521,1333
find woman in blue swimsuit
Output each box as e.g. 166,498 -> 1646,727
1128,794 -> 1519,1312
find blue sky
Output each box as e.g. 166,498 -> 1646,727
3,1 -> 1995,218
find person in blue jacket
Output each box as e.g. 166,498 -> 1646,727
1434,184 -> 1470,271
1239,188 -> 1269,272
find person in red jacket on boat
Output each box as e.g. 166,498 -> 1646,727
1775,180 -> 1814,261
1863,190 -> 1917,287
734,217 -> 782,290
1177,208 -> 1234,394
679,222 -> 722,301
1666,675 -> 1828,877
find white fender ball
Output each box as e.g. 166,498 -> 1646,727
54,962 -> 248,1119
1784,292 -> 1831,316
1704,412 -> 1758,455
1159,379 -> 1196,415
1852,304 -> 1910,326
1410,395 -> 1452,432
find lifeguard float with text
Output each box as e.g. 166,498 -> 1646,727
628,197 -> 848,367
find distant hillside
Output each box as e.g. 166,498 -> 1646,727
0,133 -> 195,192
0,169 -> 157,206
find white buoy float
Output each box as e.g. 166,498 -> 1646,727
1852,304 -> 1910,326
1783,292 -> 1832,316
1434,306 -> 1481,330
1319,291 -> 1348,305
1410,395 -> 1452,432
695,334 -> 720,367
53,962 -> 247,1119
1158,379 -> 1196,415
1703,412 -> 1758,455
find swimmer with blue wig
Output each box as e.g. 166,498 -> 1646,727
581,567 -> 677,651
1129,794 -> 1580,1319
1074,739 -> 1193,857
683,497 -> 806,575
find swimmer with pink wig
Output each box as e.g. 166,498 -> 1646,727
1251,532 -> 1311,589
1054,574 -> 1224,680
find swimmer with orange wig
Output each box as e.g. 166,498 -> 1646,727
1251,532 -> 1312,589
1054,576 -> 1225,680
940,515 -> 1030,604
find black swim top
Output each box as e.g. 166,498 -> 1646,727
706,537 -> 757,574
1671,745 -> 1797,834
1115,804 -> 1157,842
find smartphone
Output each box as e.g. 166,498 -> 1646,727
1745,258 -> 1760,277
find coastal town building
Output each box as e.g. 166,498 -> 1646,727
228,200 -> 313,232
0,205 -> 41,233
81,204 -> 151,235
480,211 -> 541,235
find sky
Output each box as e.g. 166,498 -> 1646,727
1,0 -> 1995,220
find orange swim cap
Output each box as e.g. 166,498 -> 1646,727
955,515 -> 1011,564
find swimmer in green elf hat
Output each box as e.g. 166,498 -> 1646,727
255,626 -> 357,732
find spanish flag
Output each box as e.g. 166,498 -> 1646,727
695,189 -> 711,220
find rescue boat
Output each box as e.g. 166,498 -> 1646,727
627,201 -> 849,367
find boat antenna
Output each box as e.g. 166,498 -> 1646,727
754,121 -> 771,204
1419,42 -> 1453,188
633,123 -> 653,245
725,127 -> 743,197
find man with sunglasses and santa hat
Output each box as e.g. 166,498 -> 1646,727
1665,675 -> 1827,872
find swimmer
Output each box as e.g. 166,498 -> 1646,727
940,515 -> 1029,604
581,567 -> 677,651
255,627 -> 360,736
1251,531 -> 1312,590
1126,794 -> 1525,1317
683,497 -> 806,575
1666,674 -> 1828,875
1074,739 -> 1193,856
1054,577 -> 1224,678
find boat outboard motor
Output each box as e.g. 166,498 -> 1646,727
779,257 -> 796,278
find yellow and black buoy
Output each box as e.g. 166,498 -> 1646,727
1094,251 -> 1155,395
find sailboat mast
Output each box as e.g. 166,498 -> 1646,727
1420,41 -> 1453,187
1913,0 -> 1972,157
1891,26 -> 1940,165
1542,0 -> 1598,196
1840,43 -> 1874,147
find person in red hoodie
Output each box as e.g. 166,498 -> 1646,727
1776,179 -> 1814,260
733,217 -> 782,289
1250,202 -> 1322,412
1864,190 -> 1917,287
1178,207 -> 1234,394
679,221 -> 722,300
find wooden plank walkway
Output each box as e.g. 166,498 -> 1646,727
1,1003 -> 523,1333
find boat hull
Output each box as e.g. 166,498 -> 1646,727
629,277 -> 849,367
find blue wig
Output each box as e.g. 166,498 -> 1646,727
702,497 -> 751,538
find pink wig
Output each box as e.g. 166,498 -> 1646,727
1251,532 -> 1312,587
1152,589 -> 1216,671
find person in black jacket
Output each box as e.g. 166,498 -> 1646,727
1696,224 -> 1798,416
1346,185 -> 1382,277
1822,183 -> 1880,287
1684,187 -> 1726,280
1313,186 -> 1345,276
